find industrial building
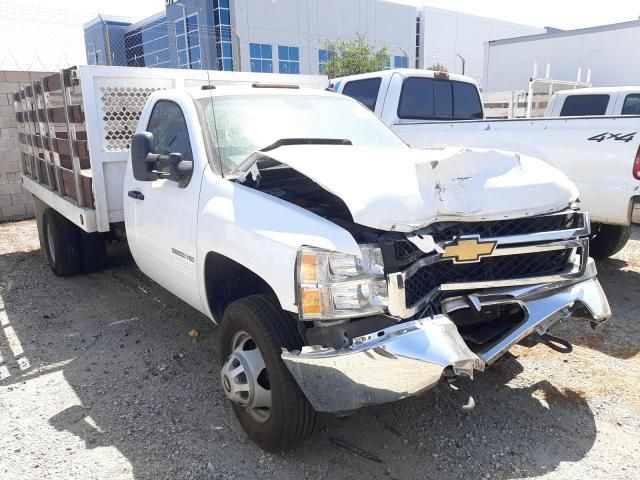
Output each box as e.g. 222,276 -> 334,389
83,0 -> 542,85
483,20 -> 640,92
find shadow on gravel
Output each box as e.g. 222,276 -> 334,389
1,246 -> 598,480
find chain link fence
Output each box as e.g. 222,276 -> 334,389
87,20 -> 242,72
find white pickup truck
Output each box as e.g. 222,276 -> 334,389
15,66 -> 610,451
544,86 -> 640,117
334,69 -> 640,258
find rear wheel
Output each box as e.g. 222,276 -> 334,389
42,209 -> 82,277
590,224 -> 631,259
218,295 -> 316,451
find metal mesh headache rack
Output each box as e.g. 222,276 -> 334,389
13,65 -> 328,233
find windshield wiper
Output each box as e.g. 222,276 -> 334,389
259,138 -> 352,152
231,138 -> 353,181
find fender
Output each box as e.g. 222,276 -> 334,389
195,167 -> 360,319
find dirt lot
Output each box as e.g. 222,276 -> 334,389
1,219 -> 638,480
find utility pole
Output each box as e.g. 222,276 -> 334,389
174,2 -> 189,68
399,47 -> 409,68
98,14 -> 113,66
457,53 -> 465,75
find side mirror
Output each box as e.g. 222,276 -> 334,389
131,132 -> 158,182
166,153 -> 194,188
131,132 -> 193,188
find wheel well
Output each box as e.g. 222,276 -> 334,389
204,252 -> 280,320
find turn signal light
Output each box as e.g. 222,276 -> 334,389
301,288 -> 322,315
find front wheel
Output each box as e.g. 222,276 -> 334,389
218,295 -> 316,451
589,224 -> 631,259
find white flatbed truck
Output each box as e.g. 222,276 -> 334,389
14,65 -> 610,451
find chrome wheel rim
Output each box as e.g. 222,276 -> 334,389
221,330 -> 272,423
46,225 -> 56,264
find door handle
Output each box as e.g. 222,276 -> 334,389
128,190 -> 144,201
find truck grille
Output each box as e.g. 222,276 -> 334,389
404,249 -> 574,307
427,212 -> 583,243
393,211 -> 584,261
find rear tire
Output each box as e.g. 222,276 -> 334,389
42,209 -> 82,277
218,295 -> 316,452
589,224 -> 631,259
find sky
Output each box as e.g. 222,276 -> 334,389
0,0 -> 161,71
395,0 -> 640,29
0,0 -> 639,70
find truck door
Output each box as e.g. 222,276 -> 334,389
124,99 -> 204,312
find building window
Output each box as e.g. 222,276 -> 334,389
175,13 -> 201,69
213,0 -> 233,71
318,49 -> 334,75
415,16 -> 421,68
278,45 -> 299,74
394,55 -> 408,68
87,44 -> 104,65
250,43 -> 273,73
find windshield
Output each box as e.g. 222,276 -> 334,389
198,94 -> 408,175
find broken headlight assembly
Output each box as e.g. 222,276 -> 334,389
296,245 -> 388,320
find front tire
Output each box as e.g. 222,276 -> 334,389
218,295 -> 316,451
590,224 -> 631,259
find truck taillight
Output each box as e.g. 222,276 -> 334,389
634,146 -> 640,180
435,71 -> 449,79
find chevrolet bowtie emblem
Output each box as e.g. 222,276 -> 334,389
441,237 -> 497,263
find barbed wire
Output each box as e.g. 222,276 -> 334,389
0,2 -> 95,70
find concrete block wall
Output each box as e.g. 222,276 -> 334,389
0,70 -> 51,222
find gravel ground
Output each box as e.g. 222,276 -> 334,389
0,219 -> 638,480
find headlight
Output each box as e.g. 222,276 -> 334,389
296,245 -> 387,320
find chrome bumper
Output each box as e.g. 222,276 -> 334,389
282,259 -> 610,413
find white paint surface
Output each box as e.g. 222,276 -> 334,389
256,144 -> 578,232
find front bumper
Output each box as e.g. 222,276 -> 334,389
282,259 -> 610,413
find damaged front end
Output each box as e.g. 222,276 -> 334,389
282,210 -> 611,413
233,143 -> 611,413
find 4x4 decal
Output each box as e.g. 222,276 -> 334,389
588,132 -> 637,143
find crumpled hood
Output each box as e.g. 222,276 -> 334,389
246,144 -> 579,232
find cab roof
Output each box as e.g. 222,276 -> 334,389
186,84 -> 339,101
331,68 -> 479,87
552,86 -> 640,96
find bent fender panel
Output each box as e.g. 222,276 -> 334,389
195,168 -> 360,317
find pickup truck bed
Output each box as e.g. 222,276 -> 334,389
14,66 -> 328,233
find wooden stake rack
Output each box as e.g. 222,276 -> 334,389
13,67 -> 94,209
